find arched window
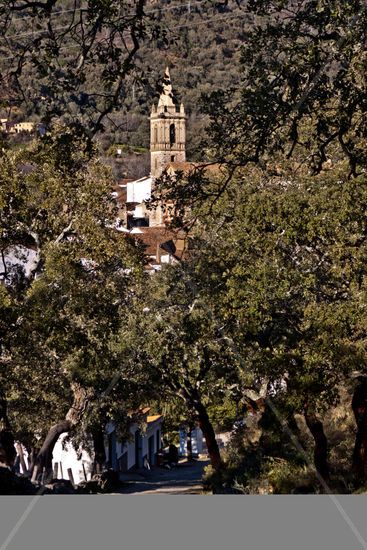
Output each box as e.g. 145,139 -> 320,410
169,123 -> 176,145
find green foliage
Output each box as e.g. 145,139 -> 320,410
202,0 -> 367,175
0,134 -> 146,447
176,163 -> 367,415
0,1 -> 251,156
207,399 -> 237,432
150,159 -> 367,486
2,1 -> 367,489
203,418 -> 315,494
124,261 -> 240,404
0,0 -> 156,143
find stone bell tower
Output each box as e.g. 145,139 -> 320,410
150,67 -> 186,179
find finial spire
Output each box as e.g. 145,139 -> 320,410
158,66 -> 175,107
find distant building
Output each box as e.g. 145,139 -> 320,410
5,121 -> 36,134
114,67 -> 223,270
119,67 -> 187,229
125,175 -> 152,227
179,426 -> 204,457
113,67 -> 193,268
150,67 -> 187,180
11,121 -> 36,133
130,226 -> 187,272
110,409 -> 163,472
0,119 -> 42,135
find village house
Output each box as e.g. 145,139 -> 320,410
0,119 -> 37,134
14,408 -> 164,485
179,426 -> 204,457
105,408 -> 163,473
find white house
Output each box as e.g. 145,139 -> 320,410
105,409 -> 163,473
52,435 -> 93,485
125,175 -> 152,228
178,426 -> 229,457
179,426 -> 204,457
49,408 -> 163,485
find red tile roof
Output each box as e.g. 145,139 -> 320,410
136,226 -> 188,260
127,406 -> 151,417
147,414 -> 163,424
166,161 -> 224,175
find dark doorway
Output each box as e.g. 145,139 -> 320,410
134,430 -> 142,469
148,435 -> 155,466
108,432 -> 117,470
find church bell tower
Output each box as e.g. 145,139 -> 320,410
150,67 -> 186,179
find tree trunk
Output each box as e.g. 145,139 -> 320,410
304,410 -> 329,482
92,427 -> 106,475
15,442 -> 28,475
352,430 -> 367,479
27,447 -> 38,477
35,382 -> 93,484
0,391 -> 16,468
352,381 -> 367,480
195,402 -> 221,471
36,419 -> 72,482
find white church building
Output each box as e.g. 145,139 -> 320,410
122,66 -> 188,229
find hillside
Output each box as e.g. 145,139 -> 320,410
0,0 -> 253,175
108,0 -> 253,160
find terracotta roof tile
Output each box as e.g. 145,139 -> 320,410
147,415 -> 163,423
127,406 -> 151,417
166,161 -> 223,175
135,226 -> 189,260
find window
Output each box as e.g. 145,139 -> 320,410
154,126 -> 158,143
171,155 -> 175,162
169,123 -> 176,145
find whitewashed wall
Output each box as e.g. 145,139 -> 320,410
179,427 -> 204,456
126,176 -> 152,204
52,434 -> 93,485
46,418 -> 163,484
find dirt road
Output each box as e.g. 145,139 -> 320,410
117,458 -> 210,495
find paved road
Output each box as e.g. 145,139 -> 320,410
116,458 -> 210,495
